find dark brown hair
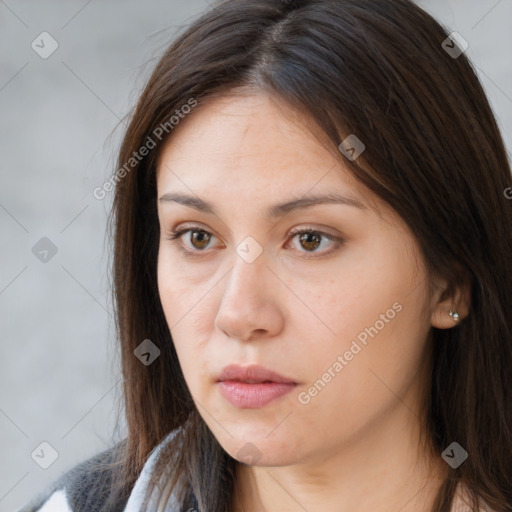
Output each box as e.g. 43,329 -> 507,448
104,0 -> 512,510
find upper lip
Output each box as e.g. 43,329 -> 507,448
216,364 -> 297,384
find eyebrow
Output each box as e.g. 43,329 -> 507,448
159,192 -> 367,219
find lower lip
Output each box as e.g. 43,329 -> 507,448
218,381 -> 297,408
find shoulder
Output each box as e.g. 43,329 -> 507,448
15,440 -> 130,512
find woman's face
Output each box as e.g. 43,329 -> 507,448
156,92 -> 446,467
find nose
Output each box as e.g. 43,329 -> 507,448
214,249 -> 285,342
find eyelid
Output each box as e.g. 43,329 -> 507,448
165,223 -> 344,257
285,226 -> 342,258
165,223 -> 222,255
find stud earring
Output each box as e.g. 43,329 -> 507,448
448,310 -> 460,321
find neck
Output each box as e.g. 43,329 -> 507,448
230,404 -> 449,512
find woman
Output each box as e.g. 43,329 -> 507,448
19,0 -> 512,511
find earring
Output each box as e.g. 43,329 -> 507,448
448,310 -> 460,321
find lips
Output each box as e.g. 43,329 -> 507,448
216,364 -> 297,384
216,364 -> 298,408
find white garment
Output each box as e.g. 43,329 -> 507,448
27,490 -> 70,512
123,429 -> 179,511
15,429 -> 180,512
17,428 -> 497,512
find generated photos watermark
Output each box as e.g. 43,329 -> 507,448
93,98 -> 198,200
297,301 -> 403,405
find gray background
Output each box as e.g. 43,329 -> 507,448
0,1 -> 511,510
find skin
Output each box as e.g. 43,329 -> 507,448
156,91 -> 471,512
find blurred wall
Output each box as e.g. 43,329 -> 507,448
0,1 -> 511,510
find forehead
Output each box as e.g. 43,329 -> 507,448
157,93 -> 364,193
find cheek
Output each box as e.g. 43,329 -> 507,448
157,253 -> 204,325
288,306 -> 427,451
292,250 -> 428,402
157,259 -> 190,348
157,257 -> 214,389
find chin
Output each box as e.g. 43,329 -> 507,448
214,430 -> 304,467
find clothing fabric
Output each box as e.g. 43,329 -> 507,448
15,429 -> 180,512
16,428 -> 496,512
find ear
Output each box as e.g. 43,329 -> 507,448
430,267 -> 472,329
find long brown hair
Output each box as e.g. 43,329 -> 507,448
103,0 -> 512,510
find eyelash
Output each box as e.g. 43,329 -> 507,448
165,225 -> 343,259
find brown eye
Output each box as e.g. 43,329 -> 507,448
167,225 -> 343,259
188,230 -> 212,250
167,227 -> 216,253
298,231 -> 321,252
286,227 -> 343,258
